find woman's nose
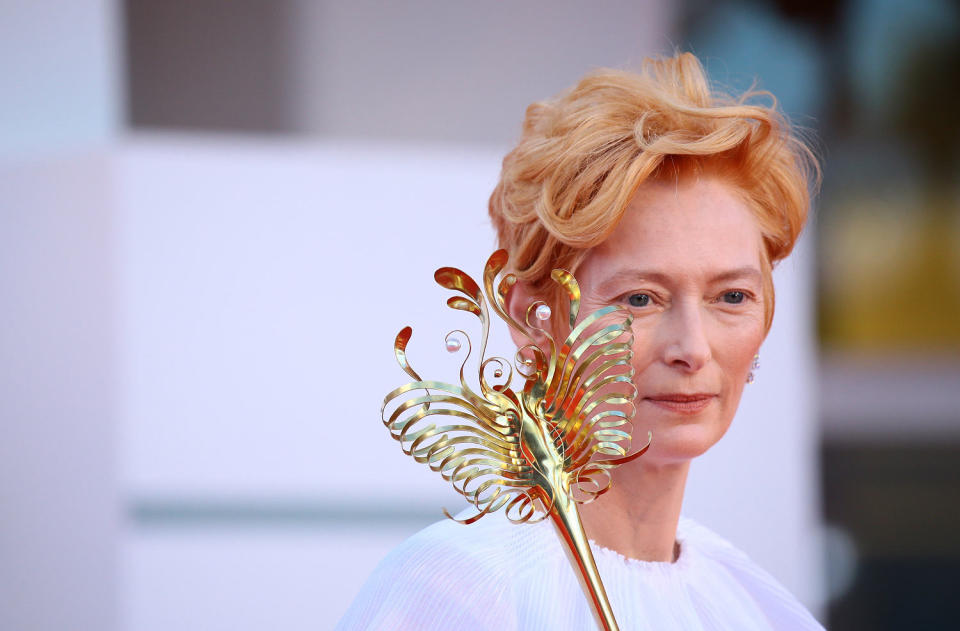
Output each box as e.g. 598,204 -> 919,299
661,303 -> 712,372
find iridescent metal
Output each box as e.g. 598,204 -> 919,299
381,249 -> 651,631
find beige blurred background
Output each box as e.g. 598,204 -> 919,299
2,1 -> 958,630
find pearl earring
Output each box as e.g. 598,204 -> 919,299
746,354 -> 760,384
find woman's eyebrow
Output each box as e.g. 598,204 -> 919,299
594,269 -> 671,293
708,267 -> 762,284
595,266 -> 762,292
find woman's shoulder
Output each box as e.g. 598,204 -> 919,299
677,516 -> 826,630
335,511 -> 549,630
396,508 -> 558,571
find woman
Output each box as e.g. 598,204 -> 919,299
338,52 -> 824,630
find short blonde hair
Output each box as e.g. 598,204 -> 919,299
488,52 -> 819,332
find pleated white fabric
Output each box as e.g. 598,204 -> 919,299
336,513 -> 826,630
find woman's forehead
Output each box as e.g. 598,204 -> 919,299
581,179 -> 764,286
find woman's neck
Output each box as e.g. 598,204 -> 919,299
577,459 -> 690,563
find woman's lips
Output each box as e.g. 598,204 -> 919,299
642,393 -> 717,414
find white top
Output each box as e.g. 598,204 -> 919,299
337,513 -> 826,630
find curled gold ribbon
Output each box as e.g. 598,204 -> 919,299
381,250 -> 651,630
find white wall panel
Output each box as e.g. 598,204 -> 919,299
0,154 -> 118,631
123,526 -> 411,631
116,135 -> 511,505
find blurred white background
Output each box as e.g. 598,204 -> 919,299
23,0 -> 960,629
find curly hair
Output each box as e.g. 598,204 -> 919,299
488,52 -> 819,332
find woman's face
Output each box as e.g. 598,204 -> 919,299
575,177 -> 766,466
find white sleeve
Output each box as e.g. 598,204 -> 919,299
681,519 -> 827,631
335,527 -> 514,630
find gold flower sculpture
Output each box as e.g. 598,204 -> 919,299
381,250 -> 651,631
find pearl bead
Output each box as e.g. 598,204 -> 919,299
535,304 -> 552,320
445,336 -> 461,352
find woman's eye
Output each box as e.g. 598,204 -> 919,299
627,293 -> 651,307
722,291 -> 745,304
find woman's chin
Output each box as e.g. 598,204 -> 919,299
633,422 -> 729,465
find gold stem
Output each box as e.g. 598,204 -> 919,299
548,493 -> 620,631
